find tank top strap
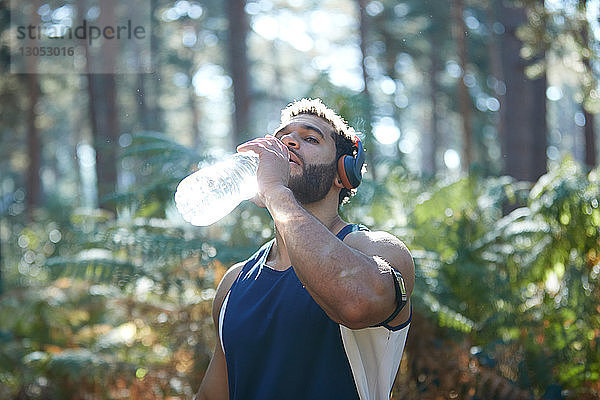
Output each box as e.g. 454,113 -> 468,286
238,239 -> 274,276
336,224 -> 369,241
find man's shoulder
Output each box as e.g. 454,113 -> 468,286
217,261 -> 245,296
211,239 -> 274,323
343,229 -> 414,281
223,261 -> 245,283
343,228 -> 408,251
212,261 -> 245,323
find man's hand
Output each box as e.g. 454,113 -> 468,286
237,135 -> 291,208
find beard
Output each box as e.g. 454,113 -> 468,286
288,158 -> 337,204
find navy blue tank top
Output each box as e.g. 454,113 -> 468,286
221,224 -> 368,399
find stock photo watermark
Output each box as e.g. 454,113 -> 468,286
10,0 -> 152,74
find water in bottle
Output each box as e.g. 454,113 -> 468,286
175,151 -> 259,226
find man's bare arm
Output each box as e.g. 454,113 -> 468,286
265,188 -> 414,329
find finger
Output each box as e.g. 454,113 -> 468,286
261,135 -> 289,156
237,141 -> 268,153
239,138 -> 288,159
237,137 -> 275,152
238,145 -> 286,163
264,134 -> 283,148
276,139 -> 289,156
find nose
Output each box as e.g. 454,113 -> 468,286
280,133 -> 299,149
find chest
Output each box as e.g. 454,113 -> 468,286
222,265 -> 337,351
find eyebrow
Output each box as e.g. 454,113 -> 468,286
275,123 -> 325,139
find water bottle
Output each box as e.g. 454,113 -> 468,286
174,151 -> 259,226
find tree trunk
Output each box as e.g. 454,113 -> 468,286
150,0 -> 164,133
584,110 -> 597,169
136,73 -> 151,131
132,0 -> 160,133
530,72 -> 547,179
189,76 -> 202,150
226,0 -> 250,145
357,0 -> 377,181
424,45 -> 441,176
580,22 -> 597,169
0,221 -> 3,295
90,74 -> 119,213
498,0 -> 547,182
358,0 -> 370,99
71,76 -> 87,208
25,74 -> 41,220
25,2 -> 41,221
486,0 -> 505,175
85,0 -> 119,214
452,0 -> 473,172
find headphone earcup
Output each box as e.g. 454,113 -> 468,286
338,155 -> 361,189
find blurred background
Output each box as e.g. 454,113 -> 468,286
0,0 -> 599,399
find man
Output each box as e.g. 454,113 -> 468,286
195,98 -> 414,400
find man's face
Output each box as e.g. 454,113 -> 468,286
274,114 -> 338,204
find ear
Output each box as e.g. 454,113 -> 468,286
334,173 -> 345,189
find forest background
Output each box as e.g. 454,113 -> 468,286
0,0 -> 599,399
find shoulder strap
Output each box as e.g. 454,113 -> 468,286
336,224 -> 369,240
237,239 -> 274,277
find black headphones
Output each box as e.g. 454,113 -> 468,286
337,137 -> 365,189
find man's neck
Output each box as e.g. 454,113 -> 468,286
266,192 -> 347,270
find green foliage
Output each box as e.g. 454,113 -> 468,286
115,131 -> 202,218
375,158 -> 599,396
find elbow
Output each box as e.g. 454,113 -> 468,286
338,303 -> 380,330
338,287 -> 391,329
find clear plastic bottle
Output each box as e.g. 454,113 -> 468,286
174,152 -> 259,226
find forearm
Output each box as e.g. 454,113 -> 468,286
265,188 -> 391,325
